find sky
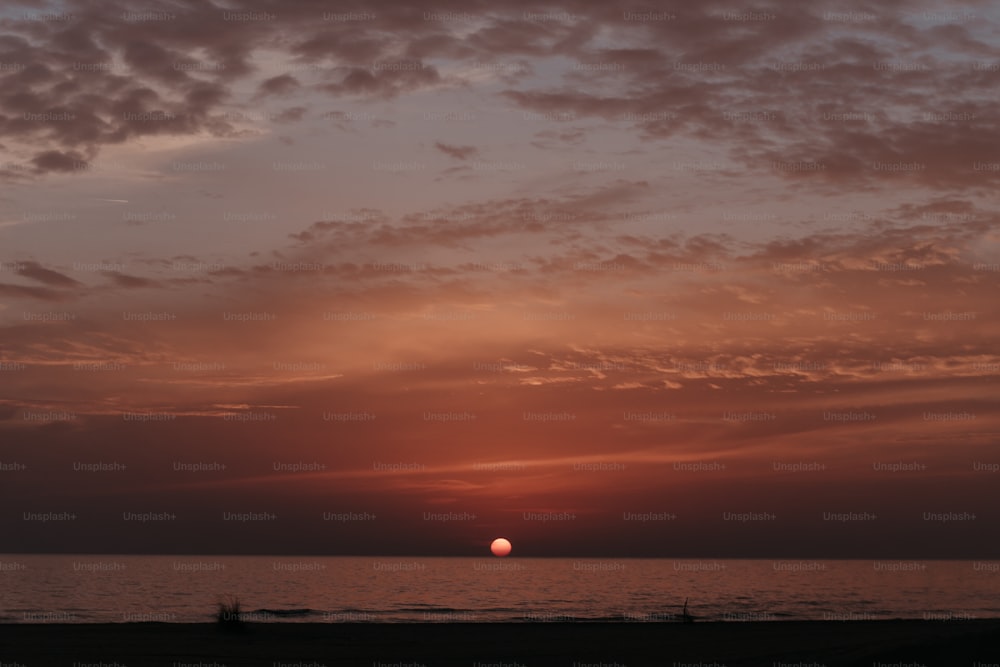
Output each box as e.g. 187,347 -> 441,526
0,0 -> 998,557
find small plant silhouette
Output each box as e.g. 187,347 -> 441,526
216,595 -> 247,632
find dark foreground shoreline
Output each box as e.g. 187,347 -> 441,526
1,620 -> 997,666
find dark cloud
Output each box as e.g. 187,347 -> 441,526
434,141 -> 479,160
319,63 -> 442,99
102,271 -> 159,288
256,74 -> 300,98
30,150 -> 88,173
272,106 -> 307,123
1,0 -> 997,186
16,261 -> 81,287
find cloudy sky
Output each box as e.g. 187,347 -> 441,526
1,0 -> 998,556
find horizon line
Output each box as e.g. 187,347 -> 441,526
3,553 -> 997,560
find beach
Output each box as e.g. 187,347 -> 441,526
1,620 -> 997,666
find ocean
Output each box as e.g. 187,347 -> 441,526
2,556 -> 998,623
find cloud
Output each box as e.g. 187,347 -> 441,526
319,63 -> 443,99
2,0 -> 997,191
30,150 -> 88,173
16,261 -> 81,287
255,74 -> 300,98
272,106 -> 308,123
434,141 -> 479,160
102,271 -> 159,288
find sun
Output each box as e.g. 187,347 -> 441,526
490,537 -> 512,557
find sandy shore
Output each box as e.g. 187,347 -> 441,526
1,620 -> 997,666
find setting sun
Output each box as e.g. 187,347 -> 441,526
490,538 -> 512,557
